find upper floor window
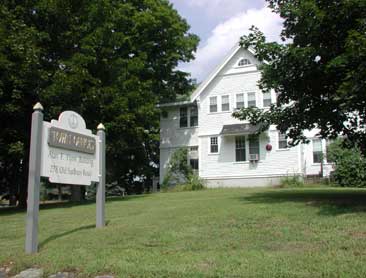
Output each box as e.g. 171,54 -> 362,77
179,107 -> 188,128
235,136 -> 246,162
190,106 -> 198,127
278,132 -> 288,149
263,92 -> 272,107
313,139 -> 322,163
238,58 -> 251,67
221,95 -> 230,111
236,93 -> 244,109
210,137 -> 218,153
248,92 -> 256,107
209,96 -> 217,113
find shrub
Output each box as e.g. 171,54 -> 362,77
327,140 -> 366,187
280,175 -> 304,188
182,174 -> 206,191
167,174 -> 206,192
162,148 -> 193,187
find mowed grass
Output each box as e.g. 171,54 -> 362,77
1,187 -> 366,277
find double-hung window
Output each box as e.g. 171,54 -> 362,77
210,137 -> 218,153
179,107 -> 188,128
263,92 -> 272,107
189,146 -> 199,170
325,140 -> 334,163
248,92 -> 256,107
235,136 -> 246,161
236,93 -> 244,109
221,95 -> 230,111
278,132 -> 288,149
312,139 -> 322,163
190,106 -> 198,127
209,97 -> 217,113
249,135 -> 260,160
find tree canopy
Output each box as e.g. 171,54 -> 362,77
233,0 -> 366,153
0,0 -> 199,206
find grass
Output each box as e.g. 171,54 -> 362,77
1,186 -> 366,277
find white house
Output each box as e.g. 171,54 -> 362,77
159,45 -> 334,187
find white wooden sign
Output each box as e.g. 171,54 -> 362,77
26,104 -> 106,254
40,111 -> 99,185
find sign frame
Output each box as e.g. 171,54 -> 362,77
25,103 -> 106,254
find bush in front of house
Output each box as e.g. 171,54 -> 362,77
280,175 -> 304,188
162,148 -> 206,192
327,140 -> 366,187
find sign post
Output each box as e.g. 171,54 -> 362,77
25,103 -> 44,254
96,124 -> 106,228
25,103 -> 106,254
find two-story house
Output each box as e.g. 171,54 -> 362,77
159,45 -> 334,187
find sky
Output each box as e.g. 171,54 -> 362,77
168,0 -> 284,82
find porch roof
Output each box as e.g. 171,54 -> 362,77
220,123 -> 262,136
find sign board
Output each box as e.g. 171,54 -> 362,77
40,111 -> 99,185
25,104 -> 106,254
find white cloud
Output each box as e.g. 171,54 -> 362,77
184,0 -> 266,19
180,7 -> 283,81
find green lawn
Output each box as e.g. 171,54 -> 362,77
1,187 -> 366,277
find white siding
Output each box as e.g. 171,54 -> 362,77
199,129 -> 301,181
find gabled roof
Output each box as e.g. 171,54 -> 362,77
190,44 -> 257,102
156,44 -> 256,108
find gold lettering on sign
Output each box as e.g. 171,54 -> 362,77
48,127 -> 96,154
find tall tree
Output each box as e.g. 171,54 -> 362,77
0,0 -> 199,206
233,0 -> 366,153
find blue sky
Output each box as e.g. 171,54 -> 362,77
169,0 -> 283,82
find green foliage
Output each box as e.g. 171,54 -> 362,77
0,0 -> 199,204
162,148 -> 193,186
234,0 -> 366,151
161,148 -> 205,192
327,140 -> 366,187
181,174 -> 206,191
168,174 -> 206,192
280,175 -> 304,188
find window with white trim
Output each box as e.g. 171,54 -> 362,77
210,137 -> 218,153
249,135 -> 260,159
238,58 -> 251,66
236,93 -> 244,109
189,146 -> 199,170
190,106 -> 198,127
248,92 -> 256,107
179,107 -> 188,128
263,92 -> 272,107
221,95 -> 230,111
313,139 -> 322,163
325,140 -> 334,163
278,132 -> 288,149
235,136 -> 246,162
209,96 -> 217,113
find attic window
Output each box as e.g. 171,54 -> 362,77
238,58 -> 251,67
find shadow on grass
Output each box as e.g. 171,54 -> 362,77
242,188 -> 366,216
0,194 -> 149,216
39,220 -> 110,250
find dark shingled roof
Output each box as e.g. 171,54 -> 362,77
220,124 -> 262,136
